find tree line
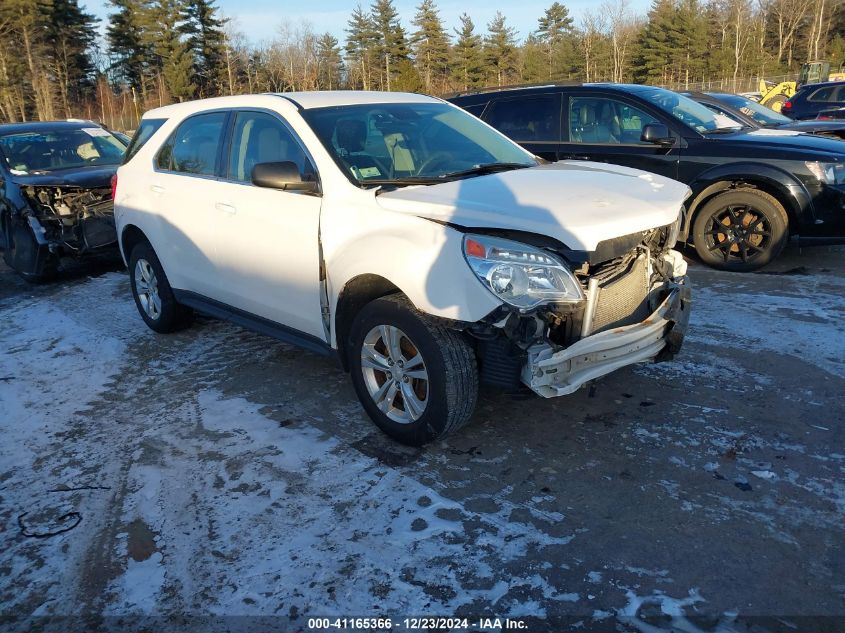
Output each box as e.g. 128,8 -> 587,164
0,0 -> 843,128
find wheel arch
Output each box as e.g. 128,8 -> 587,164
333,273 -> 402,371
119,224 -> 151,266
684,166 -> 812,239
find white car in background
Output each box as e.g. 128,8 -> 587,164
113,92 -> 691,445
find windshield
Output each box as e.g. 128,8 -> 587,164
0,127 -> 126,174
639,88 -> 742,133
713,94 -> 791,126
301,102 -> 537,186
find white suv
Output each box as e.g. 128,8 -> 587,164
114,92 -> 691,445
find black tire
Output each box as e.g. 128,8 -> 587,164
692,189 -> 789,272
128,241 -> 192,333
3,216 -> 58,283
348,294 -> 478,446
763,93 -> 788,113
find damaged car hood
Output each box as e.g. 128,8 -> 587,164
376,161 -> 690,251
12,165 -> 117,188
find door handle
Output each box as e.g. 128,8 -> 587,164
215,202 -> 236,214
150,184 -> 165,194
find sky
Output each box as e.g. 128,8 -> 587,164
81,0 -> 653,45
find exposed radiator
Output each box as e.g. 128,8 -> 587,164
589,254 -> 651,334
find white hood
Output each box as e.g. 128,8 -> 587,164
376,161 -> 691,251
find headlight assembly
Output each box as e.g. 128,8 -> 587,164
462,234 -> 584,309
806,161 -> 845,185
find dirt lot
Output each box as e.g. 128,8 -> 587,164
1,245 -> 844,632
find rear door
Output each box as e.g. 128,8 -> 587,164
149,110 -> 229,297
482,93 -> 562,161
212,109 -> 325,339
557,90 -> 681,180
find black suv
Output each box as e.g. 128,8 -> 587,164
449,83 -> 845,271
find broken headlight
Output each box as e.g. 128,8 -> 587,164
462,234 -> 584,309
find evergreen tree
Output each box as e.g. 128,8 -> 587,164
521,33 -> 546,82
47,0 -> 98,116
370,0 -> 407,90
633,0 -> 675,84
484,11 -> 519,86
141,0 -> 196,102
536,2 -> 575,79
316,33 -> 344,89
181,0 -> 227,97
345,4 -> 378,89
451,13 -> 484,90
162,39 -> 196,101
107,0 -> 152,91
411,0 -> 450,93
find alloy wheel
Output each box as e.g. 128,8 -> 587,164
703,204 -> 772,264
134,258 -> 162,320
360,325 -> 429,424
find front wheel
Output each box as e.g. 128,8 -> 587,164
4,216 -> 57,283
348,294 -> 478,446
692,189 -> 789,272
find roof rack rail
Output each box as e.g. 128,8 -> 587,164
443,80 -> 584,99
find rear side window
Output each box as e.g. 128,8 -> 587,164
485,95 -> 560,142
123,118 -> 166,164
808,86 -> 835,102
156,112 -> 227,176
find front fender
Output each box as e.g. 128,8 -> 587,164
324,214 -> 502,348
686,162 -> 814,230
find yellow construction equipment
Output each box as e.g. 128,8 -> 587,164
758,60 -> 845,112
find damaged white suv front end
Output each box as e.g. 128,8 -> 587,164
459,218 -> 690,398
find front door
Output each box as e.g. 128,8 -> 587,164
213,110 -> 325,340
558,93 -> 681,180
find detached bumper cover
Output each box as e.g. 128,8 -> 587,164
522,279 -> 691,398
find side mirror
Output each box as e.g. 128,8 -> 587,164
641,124 -> 675,147
251,161 -> 318,192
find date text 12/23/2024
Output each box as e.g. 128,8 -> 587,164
307,617 -> 529,630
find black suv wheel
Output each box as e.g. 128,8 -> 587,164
692,189 -> 789,272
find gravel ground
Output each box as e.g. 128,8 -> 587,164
0,244 -> 843,633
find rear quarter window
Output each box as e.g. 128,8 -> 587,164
123,118 -> 166,164
808,87 -> 835,102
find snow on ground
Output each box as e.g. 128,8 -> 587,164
1,252 -> 844,630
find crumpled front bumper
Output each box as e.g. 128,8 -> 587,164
521,277 -> 691,398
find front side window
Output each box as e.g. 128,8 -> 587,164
227,111 -> 313,183
156,112 -> 227,176
0,127 -> 125,174
638,87 -> 741,133
301,102 -> 536,186
713,94 -> 790,126
485,96 -> 559,142
569,97 -> 660,144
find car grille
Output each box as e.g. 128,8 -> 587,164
590,254 -> 651,333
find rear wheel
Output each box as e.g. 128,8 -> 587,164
692,189 -> 789,272
348,294 -> 478,446
128,242 -> 192,333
